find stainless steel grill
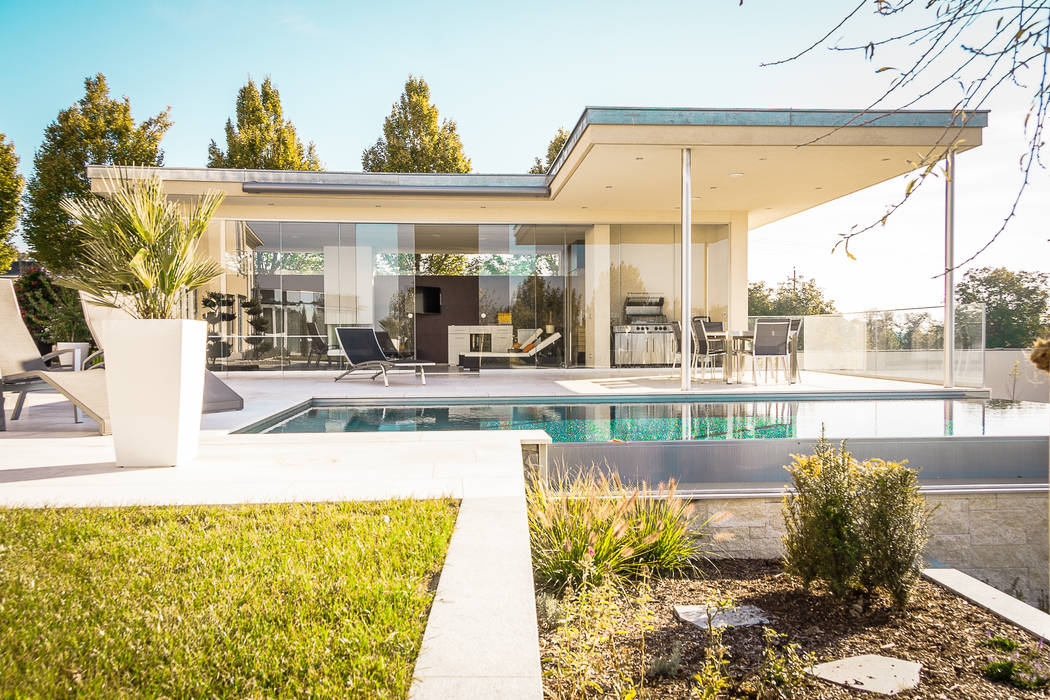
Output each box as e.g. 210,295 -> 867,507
614,293 -> 676,366
613,324 -> 676,366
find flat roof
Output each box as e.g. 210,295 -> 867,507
547,106 -> 989,182
89,106 -> 988,194
87,106 -> 988,228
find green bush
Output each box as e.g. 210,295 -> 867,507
857,459 -> 930,606
782,437 -> 863,598
527,468 -> 709,593
13,266 -> 91,348
782,436 -> 931,606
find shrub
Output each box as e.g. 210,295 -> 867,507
13,266 -> 91,348
782,436 -> 931,606
782,437 -> 863,598
527,467 -> 709,593
857,459 -> 930,607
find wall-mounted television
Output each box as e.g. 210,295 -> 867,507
415,286 -> 441,314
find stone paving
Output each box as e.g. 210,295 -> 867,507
808,654 -> 922,695
673,604 -> 771,630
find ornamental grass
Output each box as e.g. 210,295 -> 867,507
527,467 -> 710,593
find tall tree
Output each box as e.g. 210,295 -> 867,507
528,127 -> 568,174
0,134 -> 22,273
362,76 -> 471,173
956,267 -> 1049,348
749,274 -> 837,316
208,77 -> 321,170
22,74 -> 171,273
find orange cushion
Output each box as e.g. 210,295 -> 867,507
512,343 -> 521,349
522,343 -> 535,352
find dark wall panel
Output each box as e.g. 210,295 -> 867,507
414,276 -> 480,363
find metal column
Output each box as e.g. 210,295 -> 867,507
681,148 -> 692,392
944,150 -> 956,388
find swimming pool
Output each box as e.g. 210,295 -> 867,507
247,397 -> 1048,442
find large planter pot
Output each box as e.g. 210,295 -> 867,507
101,319 -> 207,468
54,341 -> 91,368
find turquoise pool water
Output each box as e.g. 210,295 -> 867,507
254,398 -> 1049,443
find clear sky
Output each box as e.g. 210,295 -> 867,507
1,0 -> 1046,312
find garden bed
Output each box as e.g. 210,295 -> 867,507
538,559 -> 1050,698
0,500 -> 458,697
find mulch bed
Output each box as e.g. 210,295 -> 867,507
538,559 -> 1050,698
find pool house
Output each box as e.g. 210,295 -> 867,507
88,106 -> 988,389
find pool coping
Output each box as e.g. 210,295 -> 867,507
923,567 -> 1050,642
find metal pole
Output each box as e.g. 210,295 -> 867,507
944,150 -> 956,388
681,148 -> 692,392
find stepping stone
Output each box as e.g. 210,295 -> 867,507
673,604 -> 770,630
807,654 -> 921,695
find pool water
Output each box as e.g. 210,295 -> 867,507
256,398 -> 1049,443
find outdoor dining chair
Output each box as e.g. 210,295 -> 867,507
690,318 -> 727,382
741,320 -> 792,384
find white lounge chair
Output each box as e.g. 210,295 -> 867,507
0,279 -> 111,433
78,292 -> 244,413
459,332 -> 562,370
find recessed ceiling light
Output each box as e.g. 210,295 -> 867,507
581,205 -> 588,209
709,186 -> 718,190
267,202 -> 275,206
635,156 -> 644,161
480,205 -> 486,208
374,205 -> 381,208
764,207 -> 772,210
729,172 -> 744,178
605,185 -> 613,189
881,157 -> 891,161
815,186 -> 823,190
758,157 -> 768,161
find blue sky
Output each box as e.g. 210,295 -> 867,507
1,0 -> 1047,311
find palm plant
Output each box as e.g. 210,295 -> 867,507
57,169 -> 224,319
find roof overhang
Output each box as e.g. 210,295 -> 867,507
87,107 -> 987,228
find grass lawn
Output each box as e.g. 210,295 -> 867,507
0,499 -> 458,698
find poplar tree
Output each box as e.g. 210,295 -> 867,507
362,76 -> 471,173
0,134 -> 21,273
207,77 -> 321,171
528,127 -> 568,174
22,74 -> 171,273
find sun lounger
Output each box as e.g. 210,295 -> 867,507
459,332 -> 562,370
1,280 -> 111,433
79,291 -> 244,413
333,327 -> 435,386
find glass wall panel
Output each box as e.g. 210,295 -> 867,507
213,219 -> 674,371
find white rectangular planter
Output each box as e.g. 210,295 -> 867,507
102,319 -> 207,468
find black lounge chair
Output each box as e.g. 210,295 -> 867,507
333,327 -> 434,386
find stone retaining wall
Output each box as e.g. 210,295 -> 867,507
692,491 -> 1049,609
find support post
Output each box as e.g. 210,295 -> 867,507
681,148 -> 692,392
944,150 -> 956,388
